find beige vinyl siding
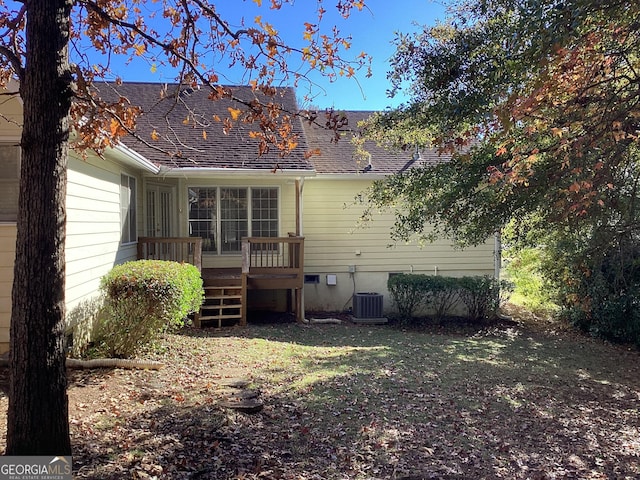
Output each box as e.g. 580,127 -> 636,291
0,89 -> 147,349
0,91 -> 23,138
0,91 -> 21,353
65,152 -> 141,320
0,224 -> 16,352
0,152 -> 142,353
303,178 -> 496,312
0,145 -> 20,222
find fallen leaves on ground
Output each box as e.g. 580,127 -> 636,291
0,314 -> 639,479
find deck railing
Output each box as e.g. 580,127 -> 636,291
137,236 -> 203,271
242,236 -> 305,322
241,236 -> 304,276
137,236 -> 304,276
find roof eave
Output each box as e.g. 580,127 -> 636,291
307,172 -> 390,180
157,167 -> 317,178
110,143 -> 162,174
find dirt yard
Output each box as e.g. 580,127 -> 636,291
0,311 -> 638,479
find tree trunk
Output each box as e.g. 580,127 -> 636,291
6,0 -> 73,455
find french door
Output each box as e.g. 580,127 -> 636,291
146,185 -> 174,238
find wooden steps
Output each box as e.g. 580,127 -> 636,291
140,236 -> 305,326
195,283 -> 246,328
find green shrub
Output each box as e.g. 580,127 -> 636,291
563,295 -> 640,347
590,294 -> 640,345
456,276 -> 512,323
387,273 -> 432,320
429,276 -> 460,322
97,260 -> 204,357
539,229 -> 640,346
388,274 -> 511,323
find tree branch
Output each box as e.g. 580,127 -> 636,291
0,45 -> 24,82
188,0 -> 248,39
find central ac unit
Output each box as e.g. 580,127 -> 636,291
353,292 -> 383,318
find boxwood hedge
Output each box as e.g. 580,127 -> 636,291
97,260 -> 204,357
388,274 -> 511,323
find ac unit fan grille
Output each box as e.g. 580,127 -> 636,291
353,293 -> 383,318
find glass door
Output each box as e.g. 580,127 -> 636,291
146,185 -> 174,238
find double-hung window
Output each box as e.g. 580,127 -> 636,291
188,187 -> 278,254
120,174 -> 137,244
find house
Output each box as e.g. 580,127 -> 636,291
0,82 -> 498,353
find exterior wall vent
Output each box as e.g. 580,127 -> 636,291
353,292 -> 383,318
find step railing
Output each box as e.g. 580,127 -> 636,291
241,236 -> 304,278
137,237 -> 203,271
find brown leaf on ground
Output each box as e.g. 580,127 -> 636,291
0,313 -> 638,479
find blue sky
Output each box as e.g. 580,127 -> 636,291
88,0 -> 446,111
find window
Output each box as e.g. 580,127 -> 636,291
221,188 -> 248,253
120,174 -> 137,244
0,145 -> 20,222
251,187 -> 278,237
188,187 -> 278,254
188,187 -> 217,252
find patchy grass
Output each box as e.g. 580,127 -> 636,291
1,317 -> 639,479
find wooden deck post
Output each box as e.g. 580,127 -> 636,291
295,178 -> 302,236
192,238 -> 203,271
241,240 -> 250,326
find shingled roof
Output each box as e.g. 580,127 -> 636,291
96,82 -> 445,175
301,110 -> 445,175
95,82 -> 314,172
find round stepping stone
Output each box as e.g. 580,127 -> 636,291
218,398 -> 264,414
216,388 -> 260,400
217,377 -> 251,388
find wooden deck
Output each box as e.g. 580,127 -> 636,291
138,236 -> 304,326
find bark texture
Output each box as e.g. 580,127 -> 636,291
6,0 -> 73,455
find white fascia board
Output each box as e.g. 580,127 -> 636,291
108,143 -> 161,174
306,172 -> 388,181
68,115 -> 160,174
158,167 -> 317,179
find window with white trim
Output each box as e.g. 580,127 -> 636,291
188,187 -> 278,254
120,174 -> 137,244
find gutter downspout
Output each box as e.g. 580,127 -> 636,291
295,177 -> 304,236
494,232 -> 502,280
296,177 -> 305,321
